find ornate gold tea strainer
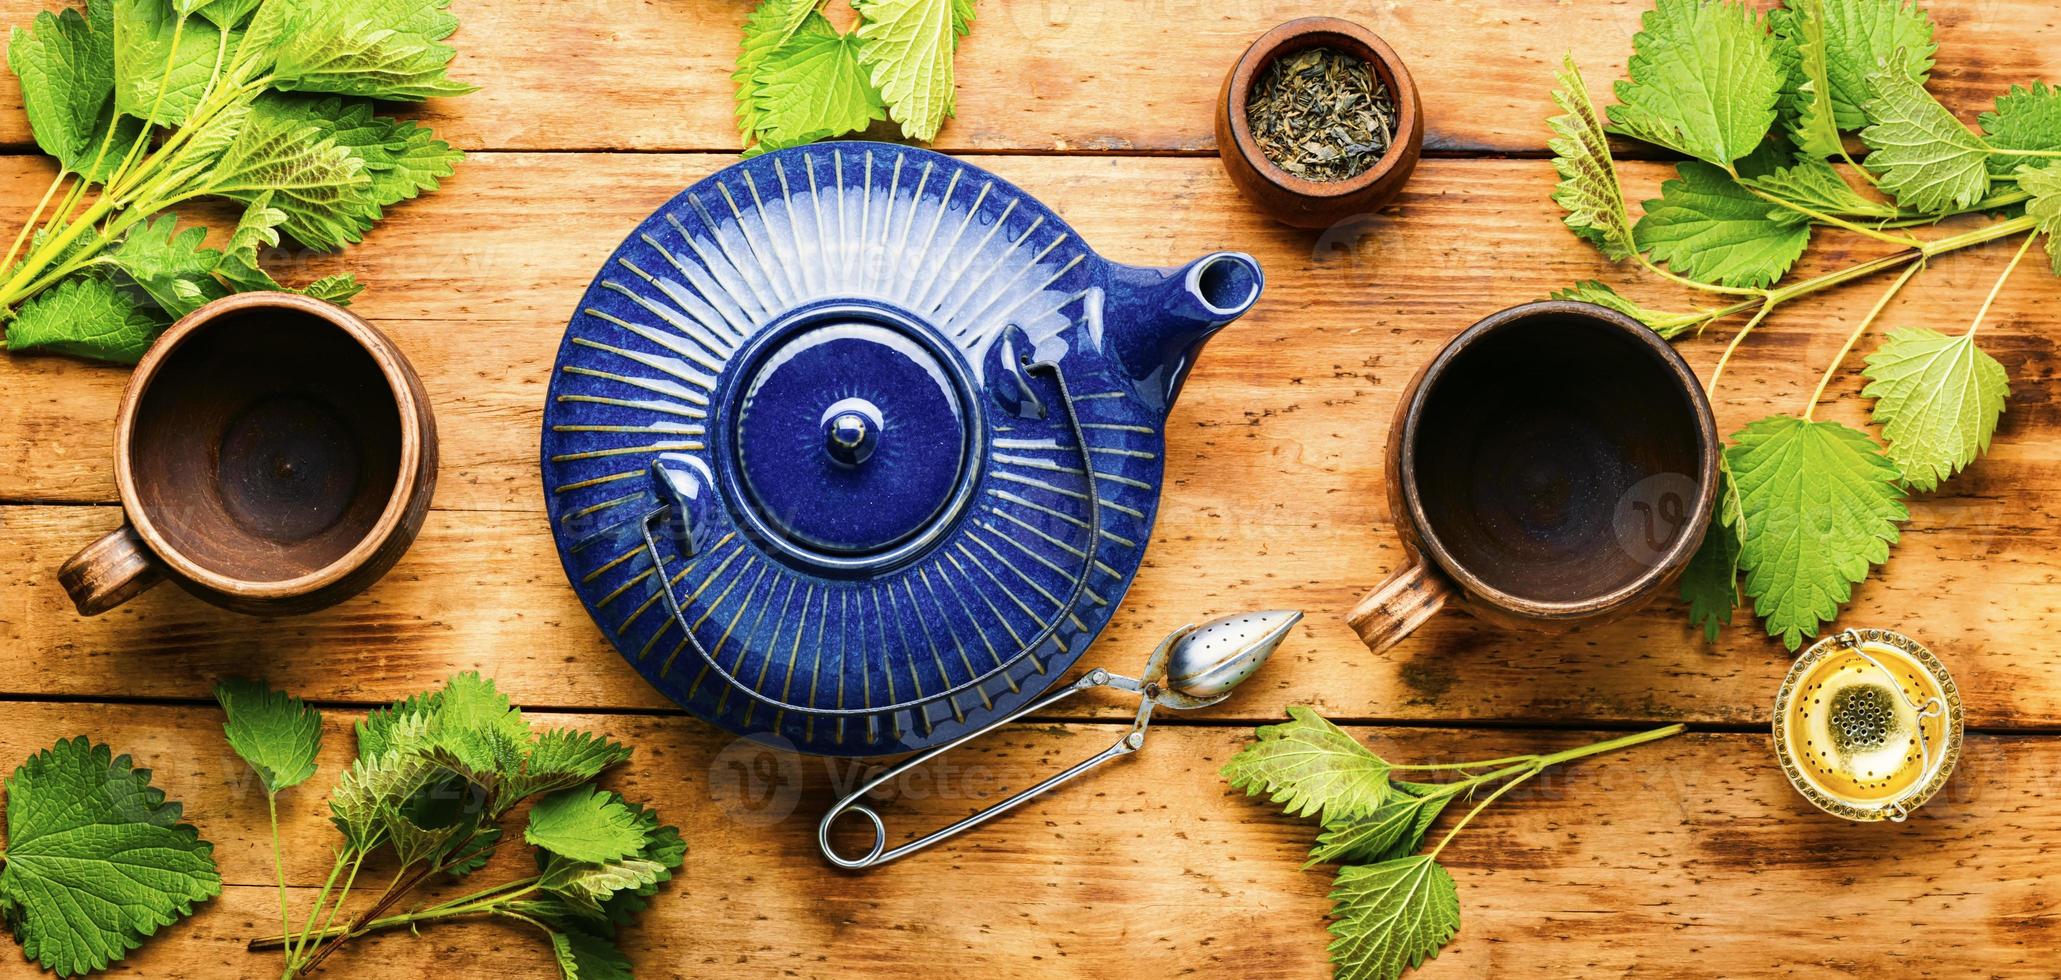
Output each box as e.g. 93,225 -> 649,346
1772,628 -> 1963,822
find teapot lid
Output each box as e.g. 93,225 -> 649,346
541,143 -> 1170,756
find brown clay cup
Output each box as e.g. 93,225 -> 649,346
1216,16 -> 1425,229
60,292 -> 437,617
1346,301 -> 1721,653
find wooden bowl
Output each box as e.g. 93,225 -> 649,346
1215,17 -> 1425,230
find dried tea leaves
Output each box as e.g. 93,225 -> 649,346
1246,47 -> 1396,181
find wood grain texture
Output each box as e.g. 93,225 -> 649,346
1,154 -> 2057,724
0,0 -> 2051,154
0,704 -> 2052,979
0,1 -> 2058,976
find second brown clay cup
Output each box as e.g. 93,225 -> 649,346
1346,301 -> 1721,653
60,292 -> 437,617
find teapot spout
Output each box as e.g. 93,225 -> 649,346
1102,251 -> 1263,412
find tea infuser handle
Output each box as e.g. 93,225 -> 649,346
639,351 -> 1110,717
59,523 -> 167,616
1346,558 -> 1452,654
818,626 -> 1190,870
1834,630 -> 1950,822
818,658 -> 1167,870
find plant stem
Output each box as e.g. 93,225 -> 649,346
1705,297 -> 1775,396
284,847 -> 357,966
103,14 -> 188,195
1390,755 -> 1538,772
1427,768 -> 1535,860
1802,258 -> 1926,421
295,822 -> 492,976
1739,180 -> 1923,248
2,171 -> 68,274
265,795 -> 292,970
1424,724 -> 1685,859
249,876 -> 546,951
1640,254 -> 1769,297
1964,231 -> 2039,338
1532,724 -> 1686,767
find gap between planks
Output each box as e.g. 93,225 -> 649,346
5,689 -> 2059,737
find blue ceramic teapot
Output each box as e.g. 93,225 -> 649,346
541,142 -> 1262,756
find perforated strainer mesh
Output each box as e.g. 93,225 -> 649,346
1772,629 -> 1962,822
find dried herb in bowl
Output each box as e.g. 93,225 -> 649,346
1245,47 -> 1396,181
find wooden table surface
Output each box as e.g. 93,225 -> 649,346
2,1 -> 2057,976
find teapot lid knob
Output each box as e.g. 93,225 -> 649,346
821,398 -> 882,468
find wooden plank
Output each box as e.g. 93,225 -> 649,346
0,703 -> 2049,978
0,152 -> 2056,724
4,486 -> 2055,726
0,0 -> 2052,155
5,152 -> 2058,513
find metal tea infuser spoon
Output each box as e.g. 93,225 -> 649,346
818,609 -> 1303,869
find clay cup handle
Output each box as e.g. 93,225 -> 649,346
1345,560 -> 1452,654
60,523 -> 167,616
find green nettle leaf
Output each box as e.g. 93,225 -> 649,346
1636,160 -> 1812,288
0,737 -> 221,977
381,809 -> 466,868
1979,82 -> 2061,175
301,273 -> 364,304
1782,0 -> 1842,158
270,0 -> 473,101
1306,781 -> 1451,868
1221,706 -> 1390,822
735,0 -> 823,139
1742,155 -> 1900,219
595,798 -> 685,928
201,96 -> 376,250
1547,57 -> 1638,261
214,677 -> 325,795
1861,61 -> 1992,213
539,855 -> 667,919
1780,0 -> 1934,134
1549,280 -> 1709,339
501,729 -> 635,804
111,0 -> 233,127
525,787 -> 649,865
751,15 -> 885,152
4,273 -> 166,363
1680,468 -> 1743,641
8,0 -> 140,181
549,927 -> 634,980
194,0 -> 263,30
418,672 -> 534,782
854,0 -> 970,143
2025,163 -> 2061,275
356,688 -> 443,761
218,192 -> 290,291
137,97 -> 249,203
1325,856 -> 1461,980
104,212 -> 227,317
252,92 -> 465,217
328,742 -> 437,848
1729,415 -> 1908,650
1606,0 -> 1783,167
1861,327 -> 2010,492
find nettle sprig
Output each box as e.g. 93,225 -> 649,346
1223,708 -> 1683,980
215,675 -> 685,979
1,0 -> 470,363
733,0 -> 975,155
1547,0 -> 2061,649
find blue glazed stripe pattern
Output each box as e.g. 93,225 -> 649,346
541,142 -> 1259,756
